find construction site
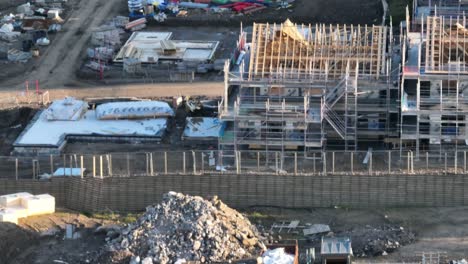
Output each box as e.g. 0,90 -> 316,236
3,0 -> 468,263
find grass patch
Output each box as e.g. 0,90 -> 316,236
249,211 -> 270,219
91,212 -> 139,224
388,0 -> 412,27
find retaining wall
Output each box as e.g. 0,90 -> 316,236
0,174 -> 466,212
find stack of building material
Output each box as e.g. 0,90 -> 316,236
87,47 -> 114,61
0,192 -> 55,224
7,48 -> 32,62
91,26 -> 121,47
128,0 -> 143,13
125,17 -> 147,31
112,16 -> 129,28
123,57 -> 142,73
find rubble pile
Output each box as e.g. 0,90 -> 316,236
338,225 -> 415,257
106,192 -> 266,263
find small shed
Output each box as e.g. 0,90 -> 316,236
321,237 -> 352,264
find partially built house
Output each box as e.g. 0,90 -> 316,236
219,20 -> 398,161
401,14 -> 468,155
413,0 -> 468,20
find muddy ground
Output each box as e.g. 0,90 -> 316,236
2,206 -> 468,263
0,107 -> 38,155
0,0 -> 383,90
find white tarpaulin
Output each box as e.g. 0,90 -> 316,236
182,117 -> 224,139
96,101 -> 174,120
46,97 -> 88,121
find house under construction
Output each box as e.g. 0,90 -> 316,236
218,19 -> 399,160
401,14 -> 468,155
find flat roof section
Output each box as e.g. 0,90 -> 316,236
14,110 -> 168,148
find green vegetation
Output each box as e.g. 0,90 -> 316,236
91,212 -> 139,224
249,211 -> 270,219
389,0 -> 412,27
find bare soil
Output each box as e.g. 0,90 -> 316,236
247,206 -> 468,263
7,211 -> 117,264
2,206 -> 468,263
0,107 -> 38,155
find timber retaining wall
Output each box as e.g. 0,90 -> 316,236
0,174 -> 466,212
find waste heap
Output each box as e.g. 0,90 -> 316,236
338,225 -> 415,257
107,192 -> 266,263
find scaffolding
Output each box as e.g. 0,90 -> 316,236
219,20 -> 396,163
401,14 -> 468,156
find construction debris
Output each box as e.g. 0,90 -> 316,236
303,224 -> 331,236
261,248 -> 295,264
127,0 -> 295,19
105,192 -> 266,263
0,0 -> 69,63
337,225 -> 415,257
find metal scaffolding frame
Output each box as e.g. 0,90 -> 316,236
401,14 -> 468,156
219,20 -> 396,163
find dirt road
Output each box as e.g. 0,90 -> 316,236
3,0 -> 117,90
0,82 -> 223,105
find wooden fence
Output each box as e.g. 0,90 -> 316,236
0,173 -> 466,213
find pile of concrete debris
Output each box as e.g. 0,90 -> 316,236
338,224 -> 415,257
105,192 -> 266,264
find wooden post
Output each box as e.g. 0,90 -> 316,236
332,152 -> 335,174
32,160 -> 35,179
192,151 -> 196,174
15,158 -> 18,180
445,152 -> 448,175
426,152 -> 429,170
369,151 -> 373,175
313,153 -> 316,173
80,155 -> 84,179
69,155 -> 73,177
407,152 -> 410,173
63,155 -> 66,176
183,152 -> 186,174
275,152 -> 279,175
150,153 -> 154,175
294,152 -> 297,175
257,152 -> 260,172
238,151 -> 241,173
323,152 -> 327,175
388,151 -> 391,174
235,151 -> 239,174
164,152 -> 168,175
145,153 -> 149,175
109,154 -> 113,176
201,152 -> 205,173
106,154 -> 110,176
219,151 -> 224,174
50,155 -> 53,175
351,152 -> 354,175
455,151 -> 458,174
92,156 -> 96,178
411,151 -> 414,174
127,153 -> 130,176
465,151 -> 467,173
99,155 -> 103,179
